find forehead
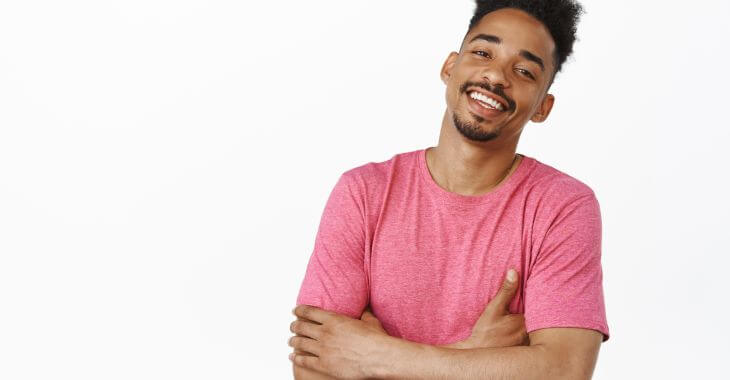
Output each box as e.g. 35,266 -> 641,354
464,8 -> 555,65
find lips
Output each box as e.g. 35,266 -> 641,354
467,88 -> 509,111
467,91 -> 506,119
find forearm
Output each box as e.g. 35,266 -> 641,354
375,336 -> 561,380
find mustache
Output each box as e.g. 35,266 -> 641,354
460,81 -> 516,111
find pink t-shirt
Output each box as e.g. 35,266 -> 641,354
296,148 -> 609,344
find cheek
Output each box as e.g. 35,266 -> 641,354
513,90 -> 542,113
445,83 -> 460,109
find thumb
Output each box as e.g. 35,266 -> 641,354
360,307 -> 386,331
487,269 -> 519,314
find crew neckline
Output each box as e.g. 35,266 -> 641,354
417,147 -> 533,205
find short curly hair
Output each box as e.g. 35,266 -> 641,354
466,0 -> 584,75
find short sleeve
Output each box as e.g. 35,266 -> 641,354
295,172 -> 369,319
524,193 -> 610,342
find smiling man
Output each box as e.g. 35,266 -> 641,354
290,0 -> 609,379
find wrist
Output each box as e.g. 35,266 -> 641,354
372,335 -> 433,379
369,335 -> 400,379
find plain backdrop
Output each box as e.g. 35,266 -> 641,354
1,0 -> 728,378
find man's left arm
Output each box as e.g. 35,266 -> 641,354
375,326 -> 602,379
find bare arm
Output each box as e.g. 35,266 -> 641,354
291,307 -> 602,380
374,327 -> 603,380
290,273 -> 603,379
291,269 -> 529,378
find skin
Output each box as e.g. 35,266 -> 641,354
291,270 -> 530,379
429,8 -> 556,197
290,8 -> 603,379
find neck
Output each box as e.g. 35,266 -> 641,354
425,112 -> 522,196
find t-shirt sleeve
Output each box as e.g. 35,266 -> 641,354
295,172 -> 369,319
524,193 -> 610,342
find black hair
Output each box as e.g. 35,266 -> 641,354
467,0 -> 584,75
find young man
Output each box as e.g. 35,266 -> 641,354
289,0 -> 609,378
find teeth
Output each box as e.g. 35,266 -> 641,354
469,91 -> 504,111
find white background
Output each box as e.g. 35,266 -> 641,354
1,0 -> 728,378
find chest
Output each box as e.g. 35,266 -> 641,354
366,202 -> 533,344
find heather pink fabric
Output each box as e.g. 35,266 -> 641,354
296,148 -> 609,344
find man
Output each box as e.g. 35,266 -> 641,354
289,0 -> 609,378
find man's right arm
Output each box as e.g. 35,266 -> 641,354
291,172 -> 370,379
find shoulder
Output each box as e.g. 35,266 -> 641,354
524,159 -> 604,255
521,156 -> 600,211
524,156 -> 598,200
339,149 -> 421,193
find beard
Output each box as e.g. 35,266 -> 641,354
453,80 -> 515,142
452,110 -> 500,142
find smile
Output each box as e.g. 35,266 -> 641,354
468,91 -> 506,111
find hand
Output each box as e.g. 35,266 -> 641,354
359,305 -> 388,335
288,305 -> 390,379
443,269 -> 529,349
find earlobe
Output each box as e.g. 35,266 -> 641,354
440,52 -> 458,84
531,93 -> 555,123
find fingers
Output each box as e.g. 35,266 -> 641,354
290,318 -> 323,340
289,352 -> 324,372
486,268 -> 519,314
507,314 -> 527,332
293,304 -> 335,324
288,335 -> 322,356
521,334 -> 531,346
507,314 -> 529,346
360,308 -> 375,321
511,313 -> 526,324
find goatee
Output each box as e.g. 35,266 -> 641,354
452,111 -> 499,142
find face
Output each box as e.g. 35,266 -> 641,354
441,8 -> 557,143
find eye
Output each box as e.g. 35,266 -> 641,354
473,50 -> 492,59
516,68 -> 535,80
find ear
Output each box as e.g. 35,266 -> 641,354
440,51 -> 459,84
530,93 -> 555,123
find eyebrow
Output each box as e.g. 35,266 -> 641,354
468,33 -> 545,72
469,33 -> 501,44
519,50 -> 545,72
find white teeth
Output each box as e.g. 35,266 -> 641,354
469,91 -> 504,111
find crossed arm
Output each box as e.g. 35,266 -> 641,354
289,273 -> 603,379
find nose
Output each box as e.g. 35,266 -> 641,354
481,65 -> 509,89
